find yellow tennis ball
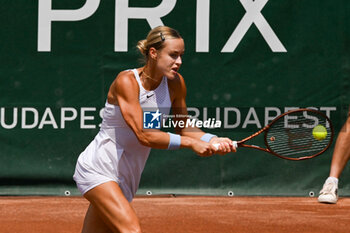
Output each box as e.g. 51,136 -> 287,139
312,125 -> 327,140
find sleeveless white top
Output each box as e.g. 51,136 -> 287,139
73,69 -> 171,201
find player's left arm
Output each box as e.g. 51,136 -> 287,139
168,73 -> 235,153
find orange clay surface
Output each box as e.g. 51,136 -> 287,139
0,196 -> 349,233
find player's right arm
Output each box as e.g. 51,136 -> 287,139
108,71 -> 216,157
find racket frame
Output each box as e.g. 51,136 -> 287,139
236,108 -> 334,161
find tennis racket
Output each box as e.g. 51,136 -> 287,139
213,108 -> 334,161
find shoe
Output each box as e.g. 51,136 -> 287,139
318,180 -> 338,204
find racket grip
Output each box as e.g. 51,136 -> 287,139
213,141 -> 238,150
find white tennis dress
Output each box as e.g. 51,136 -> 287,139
73,69 -> 171,202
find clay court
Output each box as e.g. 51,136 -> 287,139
2,2 -> 350,233
1,196 -> 349,233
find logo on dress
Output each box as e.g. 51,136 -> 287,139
143,110 -> 162,129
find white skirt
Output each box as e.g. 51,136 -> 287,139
73,128 -> 151,202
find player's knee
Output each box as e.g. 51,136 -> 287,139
126,220 -> 141,233
111,217 -> 141,233
131,226 -> 142,233
114,224 -> 141,233
130,219 -> 142,233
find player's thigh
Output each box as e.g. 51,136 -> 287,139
82,204 -> 113,233
83,181 -> 141,233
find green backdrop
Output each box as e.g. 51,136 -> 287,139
1,0 -> 349,196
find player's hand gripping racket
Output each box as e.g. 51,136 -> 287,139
213,108 -> 334,161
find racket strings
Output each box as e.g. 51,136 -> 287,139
266,111 -> 332,158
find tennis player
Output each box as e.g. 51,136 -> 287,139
318,106 -> 350,204
73,26 -> 236,233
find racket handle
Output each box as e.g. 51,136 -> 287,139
213,141 -> 238,150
